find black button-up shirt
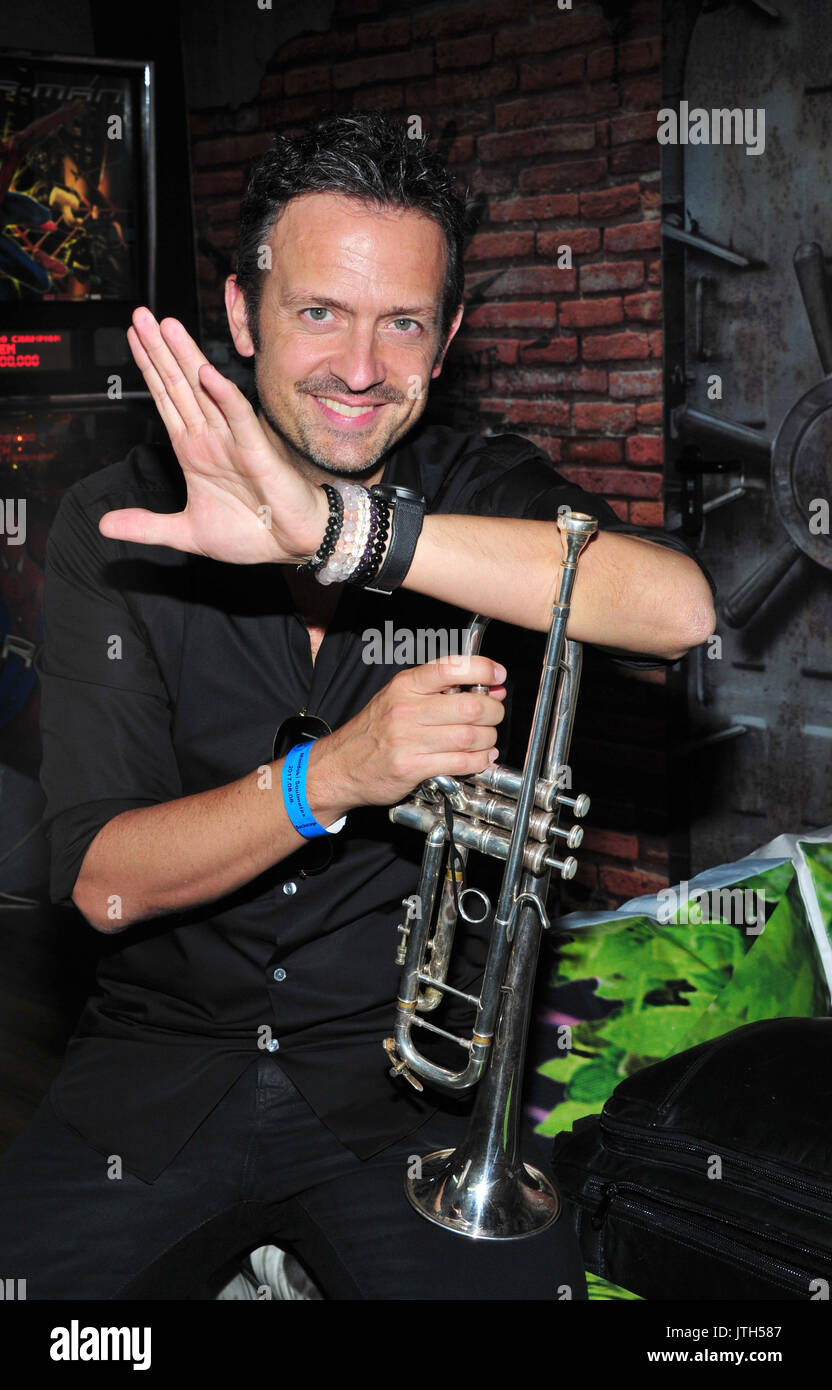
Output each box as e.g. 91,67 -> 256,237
36,422 -> 708,1181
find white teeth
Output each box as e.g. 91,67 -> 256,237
317,396 -> 377,418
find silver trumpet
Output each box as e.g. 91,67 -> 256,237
383,510 -> 598,1240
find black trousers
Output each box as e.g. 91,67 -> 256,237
0,1053 -> 587,1300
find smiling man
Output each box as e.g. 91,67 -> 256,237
0,112 -> 715,1302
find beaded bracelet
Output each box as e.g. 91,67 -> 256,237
350,493 -> 392,586
296,484 -> 343,576
317,480 -> 372,585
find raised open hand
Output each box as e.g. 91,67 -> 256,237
98,308 -> 327,564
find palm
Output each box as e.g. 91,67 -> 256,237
98,308 -> 324,564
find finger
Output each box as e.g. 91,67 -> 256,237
406,656 -> 506,694
158,317 -> 229,431
414,689 -> 506,730
195,361 -> 275,457
127,325 -> 187,437
130,307 -> 209,433
98,506 -> 195,553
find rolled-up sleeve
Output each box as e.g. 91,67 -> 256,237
36,487 -> 184,907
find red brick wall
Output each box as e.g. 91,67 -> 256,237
188,0 -> 673,911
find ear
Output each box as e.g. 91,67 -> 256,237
225,275 -> 255,358
430,303 -> 464,378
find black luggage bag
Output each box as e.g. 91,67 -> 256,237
551,1017 -> 832,1300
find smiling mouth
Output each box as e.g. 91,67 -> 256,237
315,395 -> 382,418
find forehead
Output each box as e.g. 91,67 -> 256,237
264,191 -> 448,305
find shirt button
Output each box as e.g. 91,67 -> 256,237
273,967 -> 287,982
267,1038 -> 280,1053
282,881 -> 298,896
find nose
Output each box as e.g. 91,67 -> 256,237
327,323 -> 386,395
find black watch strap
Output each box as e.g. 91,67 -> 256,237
363,485 -> 426,595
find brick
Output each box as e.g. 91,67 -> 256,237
465,230 -> 535,261
276,31 -> 356,63
587,47 -> 615,81
605,497 -> 629,520
609,110 -> 660,146
411,0 -> 517,40
284,65 -> 331,97
196,255 -> 216,283
648,259 -> 662,286
563,439 -> 622,464
490,366 -> 607,395
573,402 -> 636,432
641,183 -> 661,212
637,401 -> 663,426
562,465 -> 661,498
580,182 -> 641,220
356,17 -> 410,49
626,435 -> 663,465
584,331 -> 650,361
407,67 -> 517,107
580,260 -> 644,293
469,167 -> 514,196
518,337 -> 579,364
190,109 -> 233,138
620,36 -> 661,72
437,34 -> 492,69
489,193 -> 579,222
629,500 -> 664,526
493,13 -> 607,57
466,301 -> 559,329
478,123 -> 595,163
623,290 -> 662,322
192,169 -> 245,198
339,0 -> 381,15
520,433 -> 562,461
519,53 -> 585,93
192,132 -> 275,167
447,135 -> 475,163
538,228 -> 601,258
352,85 -> 404,110
582,828 -> 639,860
638,833 -> 670,867
334,48 -> 433,90
201,198 -> 240,224
559,295 -> 621,327
600,866 -> 669,900
201,223 -> 239,249
449,338 -> 519,366
609,368 -> 663,399
468,265 -> 574,298
610,144 -> 661,176
648,329 -> 663,357
479,398 -> 571,428
621,74 -> 662,108
519,157 -> 607,195
495,82 -> 619,130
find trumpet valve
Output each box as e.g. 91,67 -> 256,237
545,853 -> 578,881
556,790 -> 590,818
395,922 -> 410,966
549,821 -> 584,850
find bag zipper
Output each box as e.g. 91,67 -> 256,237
586,1178 -> 828,1290
601,1116 -> 831,1205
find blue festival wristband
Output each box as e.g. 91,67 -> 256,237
281,742 -> 331,839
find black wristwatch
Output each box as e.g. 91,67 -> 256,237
363,484 -> 427,595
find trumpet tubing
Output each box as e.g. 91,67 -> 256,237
383,510 -> 599,1240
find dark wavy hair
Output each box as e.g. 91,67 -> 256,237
234,112 -> 467,350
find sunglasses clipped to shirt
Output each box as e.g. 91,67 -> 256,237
272,711 -> 337,875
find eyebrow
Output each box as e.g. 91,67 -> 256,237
281,292 -> 439,323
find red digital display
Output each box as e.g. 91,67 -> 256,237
0,330 -> 74,371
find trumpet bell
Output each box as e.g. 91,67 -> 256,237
406,1146 -> 560,1240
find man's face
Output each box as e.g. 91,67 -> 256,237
225,191 -> 462,481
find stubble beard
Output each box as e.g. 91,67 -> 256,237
254,365 -> 409,484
